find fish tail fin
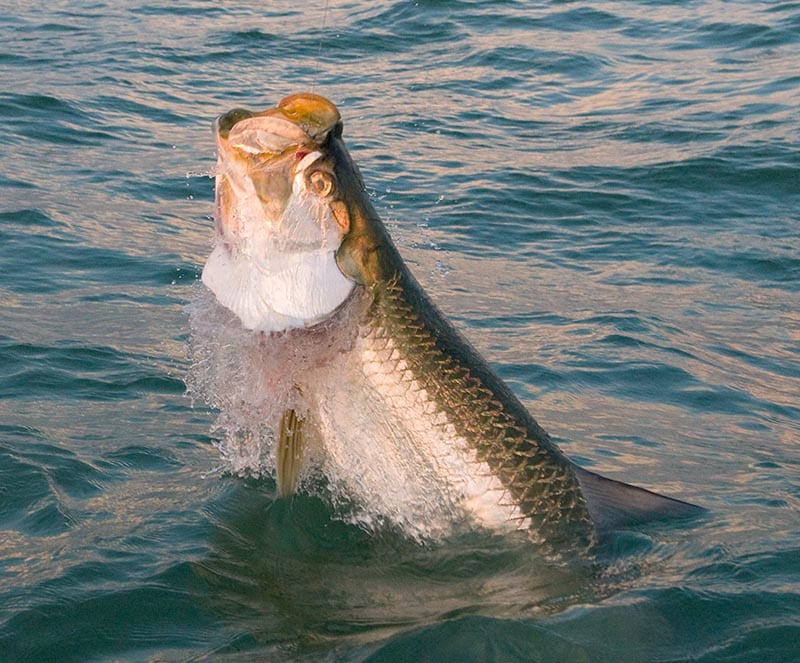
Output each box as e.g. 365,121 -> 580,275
573,465 -> 706,531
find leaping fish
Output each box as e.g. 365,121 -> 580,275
200,93 -> 703,547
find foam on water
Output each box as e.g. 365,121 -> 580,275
187,286 -> 319,479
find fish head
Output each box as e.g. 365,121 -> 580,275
203,93 -> 391,332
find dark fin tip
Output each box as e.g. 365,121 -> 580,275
573,465 -> 706,532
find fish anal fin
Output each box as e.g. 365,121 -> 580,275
276,409 -> 304,498
573,465 -> 706,531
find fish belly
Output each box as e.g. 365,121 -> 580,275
305,325 -> 530,540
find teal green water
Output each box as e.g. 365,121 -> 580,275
1,1 -> 799,660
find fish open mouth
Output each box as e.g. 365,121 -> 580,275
212,94 -> 344,240
201,94 -> 355,333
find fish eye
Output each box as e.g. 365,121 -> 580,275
308,171 -> 335,197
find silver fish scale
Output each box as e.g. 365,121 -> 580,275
361,278 -> 597,547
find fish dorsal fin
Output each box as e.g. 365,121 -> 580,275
276,409 -> 304,498
573,465 -> 705,531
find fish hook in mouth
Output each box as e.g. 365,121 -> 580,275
294,150 -> 323,174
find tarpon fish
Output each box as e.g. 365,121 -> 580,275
201,93 -> 703,547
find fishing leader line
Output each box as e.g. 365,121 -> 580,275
311,0 -> 331,94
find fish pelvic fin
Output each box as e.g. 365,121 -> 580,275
276,409 -> 304,498
573,465 -> 706,532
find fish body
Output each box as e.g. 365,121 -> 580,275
201,93 -> 702,546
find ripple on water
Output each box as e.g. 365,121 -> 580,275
0,340 -> 184,402
0,0 -> 798,661
0,423 -> 111,539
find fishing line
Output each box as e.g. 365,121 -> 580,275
311,0 -> 331,93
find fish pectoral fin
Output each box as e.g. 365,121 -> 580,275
276,409 -> 304,498
573,465 -> 706,531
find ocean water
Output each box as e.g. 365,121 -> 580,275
1,0 -> 799,660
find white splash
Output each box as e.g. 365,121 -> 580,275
186,285 -> 348,479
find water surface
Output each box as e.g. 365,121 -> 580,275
1,1 -> 799,661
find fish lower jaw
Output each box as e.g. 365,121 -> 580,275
201,242 -> 354,332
